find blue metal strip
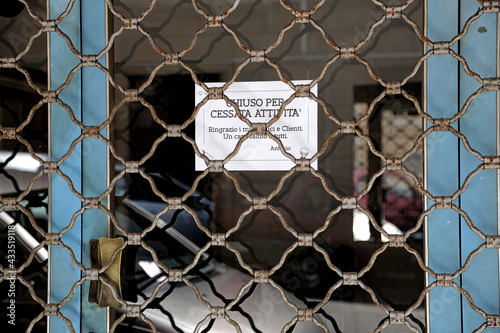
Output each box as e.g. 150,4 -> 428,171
50,0 -> 109,332
81,0 -> 108,331
49,1 -> 82,332
459,2 -> 499,332
426,0 -> 462,331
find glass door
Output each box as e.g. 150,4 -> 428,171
0,1 -> 498,332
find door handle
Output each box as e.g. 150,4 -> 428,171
89,237 -> 124,308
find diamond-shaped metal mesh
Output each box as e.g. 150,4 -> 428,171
0,0 -> 499,332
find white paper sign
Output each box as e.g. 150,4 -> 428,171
195,81 -> 317,171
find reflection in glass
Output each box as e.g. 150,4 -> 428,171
111,0 -> 425,331
0,3 -> 48,332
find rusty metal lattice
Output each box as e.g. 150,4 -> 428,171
0,0 -> 499,332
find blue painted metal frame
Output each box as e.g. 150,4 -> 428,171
49,1 -> 82,331
81,1 -> 108,331
426,1 -> 462,331
49,0 -> 108,332
427,1 -> 499,332
459,2 -> 499,332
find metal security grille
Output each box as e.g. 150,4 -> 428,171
0,0 -> 499,332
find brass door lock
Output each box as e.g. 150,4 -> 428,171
89,237 -> 124,308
